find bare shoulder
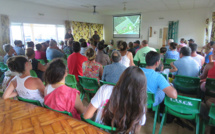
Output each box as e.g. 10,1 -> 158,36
25,77 -> 42,85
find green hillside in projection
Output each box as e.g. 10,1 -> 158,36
114,16 -> 140,34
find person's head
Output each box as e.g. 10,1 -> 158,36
3,44 -> 15,55
36,44 -> 42,51
94,31 -> 97,35
102,66 -> 147,134
44,58 -> 67,85
133,40 -> 140,47
155,62 -> 164,72
60,41 -> 64,46
41,42 -> 47,51
180,47 -> 191,58
72,42 -> 81,52
188,39 -> 195,44
170,42 -> 178,50
68,40 -> 73,47
110,40 -> 114,45
117,41 -> 127,51
81,42 -> 87,48
7,56 -> 32,73
111,50 -> 121,63
85,48 -> 96,61
180,38 -> 185,43
26,47 -> 35,59
49,39 -> 57,48
14,40 -> 22,47
67,29 -> 71,34
146,51 -> 160,67
128,42 -> 133,49
97,41 -> 105,50
79,38 -> 86,44
160,47 -> 167,54
142,40 -> 148,47
27,41 -> 34,48
210,41 -> 215,51
168,39 -> 174,46
189,43 -> 198,52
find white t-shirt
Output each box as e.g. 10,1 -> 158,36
192,54 -> 204,67
91,85 -> 146,126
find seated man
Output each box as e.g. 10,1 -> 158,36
134,40 -> 156,64
173,47 -> 200,77
3,44 -> 16,64
14,40 -> 25,55
67,42 -> 87,82
189,43 -> 205,67
102,51 -> 126,83
46,39 -> 64,60
141,51 -> 177,106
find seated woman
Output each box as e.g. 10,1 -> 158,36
95,41 -> 111,66
118,41 -> 134,67
3,56 -> 44,104
165,42 -> 179,60
44,59 -> 86,120
201,41 -> 214,64
84,66 -> 147,133
35,43 -> 46,61
26,48 -> 47,81
80,42 -> 88,56
82,48 -> 103,82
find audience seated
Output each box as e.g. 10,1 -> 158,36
95,41 -> 111,66
135,40 -> 144,54
46,39 -> 64,60
133,40 -> 140,52
14,40 -> 25,55
156,62 -> 178,81
102,51 -> 126,83
59,41 -> 65,50
134,40 -> 156,63
80,42 -> 88,56
3,56 -> 44,104
177,38 -> 187,52
118,41 -> 134,67
67,42 -> 87,82
82,48 -> 103,82
3,44 -> 16,64
201,41 -> 214,64
41,42 -> 48,52
27,41 -> 34,49
84,66 -> 147,133
173,47 -> 200,77
35,44 -> 46,61
63,40 -> 73,55
188,38 -> 195,44
165,39 -> 174,51
127,42 -> 136,57
159,47 -> 167,60
44,59 -> 85,120
106,40 -> 114,57
189,43 -> 205,67
26,48 -> 47,81
165,42 -> 179,60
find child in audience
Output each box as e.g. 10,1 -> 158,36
160,47 -> 167,63
3,56 -> 44,104
84,66 -> 147,134
44,58 -> 86,120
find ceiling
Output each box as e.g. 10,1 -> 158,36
16,0 -> 215,15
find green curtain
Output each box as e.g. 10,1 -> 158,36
211,12 -> 215,41
168,21 -> 179,43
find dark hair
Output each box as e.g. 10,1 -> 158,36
146,51 -> 160,66
111,51 -> 121,62
27,41 -> 34,48
117,41 -> 127,51
36,44 -> 42,51
142,40 -> 148,45
129,42 -> 133,48
97,41 -> 105,50
72,42 -> 81,52
181,38 -> 185,42
102,66 -> 147,134
189,43 -> 197,52
170,42 -> 177,50
210,41 -> 215,46
49,39 -> 57,47
44,58 -> 66,85
14,40 -> 22,46
46,40 -> 50,44
110,40 -> 114,45
160,47 -> 167,53
26,47 -> 35,58
81,42 -> 87,48
7,56 -> 28,73
155,62 -> 163,72
180,47 -> 191,56
79,38 -> 86,43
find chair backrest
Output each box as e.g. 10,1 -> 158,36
81,115 -> 116,131
139,63 -> 147,68
44,104 -> 73,117
147,92 -> 155,109
134,60 -> 139,66
0,64 -> 8,72
173,75 -> 200,94
164,95 -> 201,120
17,96 -> 42,106
78,76 -> 99,93
30,70 -> 38,78
209,104 -> 215,125
205,78 -> 215,97
100,80 -> 116,86
47,59 -> 51,62
161,73 -> 168,80
65,74 -> 77,89
37,59 -> 46,65
165,59 -> 176,64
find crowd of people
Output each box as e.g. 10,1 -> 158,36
1,28 -> 215,133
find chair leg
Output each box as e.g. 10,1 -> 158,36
196,116 -> 200,134
86,93 -> 91,103
157,106 -> 161,123
202,120 -> 205,134
153,107 -> 158,134
158,112 -> 166,134
81,92 -> 85,101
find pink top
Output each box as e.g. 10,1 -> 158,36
177,43 -> 187,52
35,51 -> 46,60
44,85 -> 81,120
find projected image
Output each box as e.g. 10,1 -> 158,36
113,15 -> 140,38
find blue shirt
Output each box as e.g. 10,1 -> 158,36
165,45 -> 170,51
141,68 -> 170,106
14,46 -> 25,55
165,50 -> 179,60
46,48 -> 64,60
4,54 -> 12,64
102,62 -> 126,83
173,56 -> 200,77
205,51 -> 213,64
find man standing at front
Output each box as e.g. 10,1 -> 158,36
92,31 -> 100,44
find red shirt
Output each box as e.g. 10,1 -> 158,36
208,62 -> 215,79
35,51 -> 46,60
67,52 -> 87,82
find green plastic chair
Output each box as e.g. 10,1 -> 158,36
30,70 -> 38,78
163,64 -> 171,69
134,60 -> 139,66
0,91 -> 4,97
65,74 -> 78,89
17,96 -> 42,107
81,115 -> 116,132
202,104 -> 215,134
0,64 -> 8,72
156,49 -> 160,53
158,95 -> 201,134
139,62 -> 147,68
205,78 -> 215,98
37,59 -> 46,65
173,75 -> 200,95
100,80 -> 116,86
147,92 -> 160,134
47,59 -> 51,62
78,76 -> 99,102
165,59 -> 176,64
161,73 -> 168,80
44,104 -> 73,117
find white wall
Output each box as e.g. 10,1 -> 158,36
104,8 -> 211,48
